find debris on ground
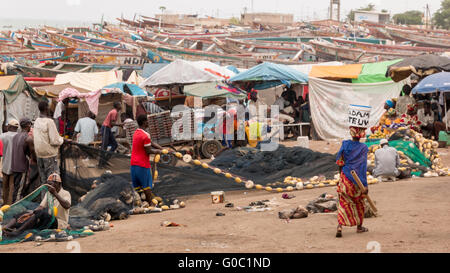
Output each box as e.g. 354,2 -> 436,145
305,193 -> 338,213
249,200 -> 269,207
161,221 -> 184,227
282,193 -> 296,199
278,205 -> 309,219
216,212 -> 225,216
225,203 -> 234,208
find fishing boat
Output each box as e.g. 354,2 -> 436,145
136,40 -> 262,67
138,31 -> 319,62
13,61 -> 143,77
363,21 -> 450,37
385,27 -> 450,48
0,47 -> 75,61
136,34 -> 319,67
330,38 -> 445,55
44,30 -> 130,52
309,38 -> 414,62
222,38 -> 317,62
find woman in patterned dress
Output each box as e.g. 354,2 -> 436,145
335,126 -> 370,238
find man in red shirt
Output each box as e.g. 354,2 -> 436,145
101,102 -> 123,152
131,114 -> 163,204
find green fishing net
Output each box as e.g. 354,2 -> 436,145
365,139 -> 431,167
0,185 -> 94,245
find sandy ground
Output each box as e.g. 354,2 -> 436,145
1,140 -> 449,253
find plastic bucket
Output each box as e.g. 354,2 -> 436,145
348,104 -> 371,128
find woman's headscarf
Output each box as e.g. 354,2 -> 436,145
385,100 -> 394,108
349,126 -> 367,139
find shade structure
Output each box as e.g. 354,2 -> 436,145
228,62 -> 308,84
35,83 -> 91,98
102,82 -> 149,96
183,82 -> 246,99
140,59 -> 233,87
309,63 -> 363,79
352,59 -> 403,83
386,55 -> 450,82
412,72 -> 450,94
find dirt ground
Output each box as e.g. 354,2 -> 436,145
1,140 -> 449,253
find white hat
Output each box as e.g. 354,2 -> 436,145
380,139 -> 388,145
8,119 -> 19,127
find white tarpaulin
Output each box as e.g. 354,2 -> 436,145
54,71 -> 122,91
191,61 -> 236,79
140,59 -> 228,87
309,77 -> 410,140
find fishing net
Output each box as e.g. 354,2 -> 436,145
1,141 -> 342,245
61,142 -> 243,203
210,145 -> 339,183
0,184 -> 93,245
2,185 -> 54,226
365,139 -> 431,167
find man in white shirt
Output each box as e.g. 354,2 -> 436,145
34,101 -> 66,188
274,92 -> 295,124
74,111 -> 99,145
395,85 -> 416,116
373,139 -> 400,182
417,102 -> 437,139
2,173 -> 71,237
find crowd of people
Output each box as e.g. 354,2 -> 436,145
0,95 -> 165,236
0,82 -> 447,238
371,84 -> 450,141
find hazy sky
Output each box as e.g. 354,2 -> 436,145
1,0 -> 444,22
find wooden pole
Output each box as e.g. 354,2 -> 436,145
350,170 -> 378,215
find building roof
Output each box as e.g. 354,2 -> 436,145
354,10 -> 390,15
242,12 -> 293,16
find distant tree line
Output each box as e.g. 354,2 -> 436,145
393,10 -> 423,25
345,0 -> 450,30
433,0 -> 450,29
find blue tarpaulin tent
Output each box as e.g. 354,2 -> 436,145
226,65 -> 241,74
102,82 -> 149,96
228,62 -> 308,89
412,72 -> 450,94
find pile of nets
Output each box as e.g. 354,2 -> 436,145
68,174 -> 136,229
209,145 -> 339,183
366,128 -> 449,178
154,164 -> 244,199
0,185 -> 94,245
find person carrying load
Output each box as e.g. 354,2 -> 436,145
335,104 -> 371,238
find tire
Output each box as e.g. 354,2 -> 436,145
159,153 -> 177,166
201,140 -> 222,159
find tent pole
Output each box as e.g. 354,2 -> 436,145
63,99 -> 68,137
445,97 -> 448,132
169,85 -> 173,110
